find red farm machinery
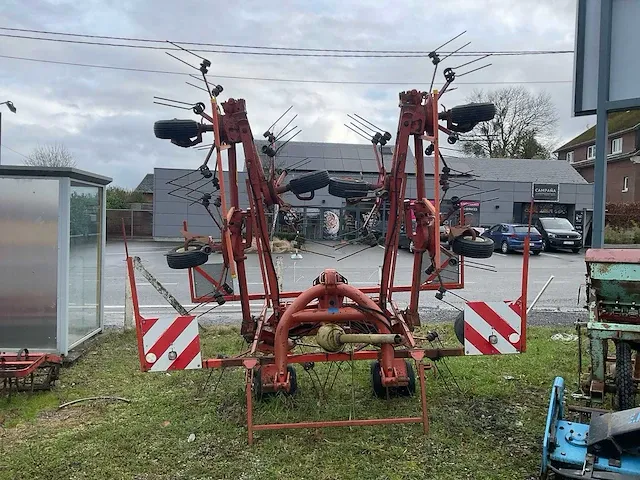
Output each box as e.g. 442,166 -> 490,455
128,51 -> 534,443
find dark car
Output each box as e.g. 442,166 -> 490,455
535,217 -> 582,253
482,223 -> 543,255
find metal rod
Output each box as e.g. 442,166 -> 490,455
440,41 -> 471,62
153,96 -> 194,105
349,121 -> 374,139
267,105 -> 293,133
451,54 -> 491,70
527,275 -> 554,314
432,31 -> 466,53
347,114 -> 376,134
275,113 -> 298,139
275,125 -> 298,142
353,113 -> 385,133
275,129 -> 302,153
345,123 -> 371,141
153,101 -> 190,110
166,40 -> 208,61
339,333 -> 401,345
165,52 -> 200,71
457,63 -> 492,77
252,417 -> 424,431
185,81 -> 209,93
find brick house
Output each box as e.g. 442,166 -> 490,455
554,110 -> 640,203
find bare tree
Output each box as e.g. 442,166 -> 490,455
460,86 -> 558,159
24,144 -> 77,168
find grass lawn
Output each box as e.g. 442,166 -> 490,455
0,324 -> 580,480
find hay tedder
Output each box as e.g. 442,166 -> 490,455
128,49 -> 535,443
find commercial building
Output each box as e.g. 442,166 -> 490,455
151,141 -> 593,240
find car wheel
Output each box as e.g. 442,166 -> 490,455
572,248 -> 581,254
531,250 -> 541,256
500,241 -> 509,254
450,235 -> 494,259
542,239 -> 549,252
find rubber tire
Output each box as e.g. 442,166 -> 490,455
572,248 -> 581,254
253,366 -> 297,400
166,245 -> 208,269
287,170 -> 330,195
454,311 -> 465,345
451,235 -> 494,259
328,177 -> 370,198
501,241 -> 510,254
154,119 -> 199,140
542,239 -> 552,252
371,360 -> 416,398
448,103 -> 496,124
532,250 -> 541,256
615,341 -> 635,411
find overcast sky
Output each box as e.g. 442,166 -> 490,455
0,0 -> 594,188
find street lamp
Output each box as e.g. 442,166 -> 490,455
0,100 -> 17,165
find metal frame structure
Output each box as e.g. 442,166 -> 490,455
135,45 -> 532,442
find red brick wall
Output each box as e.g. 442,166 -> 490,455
576,159 -> 639,202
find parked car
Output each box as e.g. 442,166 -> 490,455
482,223 -> 543,254
535,217 -> 582,253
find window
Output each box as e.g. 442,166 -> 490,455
566,151 -> 574,163
587,145 -> 596,160
611,137 -> 623,155
623,176 -> 629,193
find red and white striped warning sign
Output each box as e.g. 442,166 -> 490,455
140,315 -> 202,371
463,301 -> 523,355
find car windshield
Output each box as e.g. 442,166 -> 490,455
514,226 -> 540,234
540,218 -> 574,230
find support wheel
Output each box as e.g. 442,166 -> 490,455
287,170 -> 330,195
371,361 -> 416,398
328,177 -> 371,198
500,241 -> 509,254
615,341 -> 635,410
166,244 -> 209,269
253,366 -> 298,400
451,235 -> 494,259
454,311 -> 465,345
154,119 -> 200,140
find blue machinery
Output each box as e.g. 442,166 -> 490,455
541,377 -> 640,479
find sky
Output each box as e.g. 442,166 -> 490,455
0,0 -> 595,188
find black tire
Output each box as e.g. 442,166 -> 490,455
454,311 -> 464,345
451,235 -> 494,259
448,103 -> 496,124
166,245 -> 208,269
542,239 -> 552,252
253,366 -> 297,400
615,341 -> 635,410
154,119 -> 199,140
328,177 -> 371,198
287,170 -> 330,195
532,250 -> 541,256
572,248 -> 581,254
371,360 -> 416,398
500,240 -> 510,254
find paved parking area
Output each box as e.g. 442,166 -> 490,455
105,240 -> 589,327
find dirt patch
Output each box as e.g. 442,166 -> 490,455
1,407 -> 94,445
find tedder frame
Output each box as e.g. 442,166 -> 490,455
131,51 -> 533,443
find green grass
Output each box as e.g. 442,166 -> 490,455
0,325 -> 580,480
